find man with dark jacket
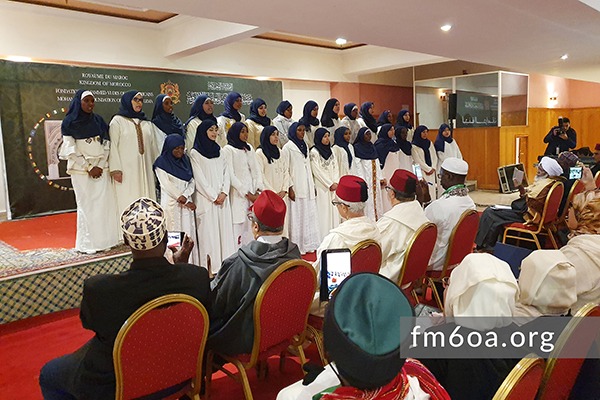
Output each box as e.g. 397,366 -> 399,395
543,117 -> 577,156
39,197 -> 211,400
208,190 -> 301,355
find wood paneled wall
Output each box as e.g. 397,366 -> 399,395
453,127 -> 500,190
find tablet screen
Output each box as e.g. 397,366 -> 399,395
320,248 -> 352,301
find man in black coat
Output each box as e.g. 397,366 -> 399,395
39,197 -> 211,400
208,190 -> 301,356
543,117 -> 577,156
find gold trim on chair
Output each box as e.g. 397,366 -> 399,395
491,354 -> 545,400
350,239 -> 382,273
113,293 -> 209,400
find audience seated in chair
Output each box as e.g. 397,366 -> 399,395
424,157 -> 476,270
475,156 -> 564,251
208,190 -> 301,356
559,234 -> 600,314
378,169 -> 431,283
277,273 -> 450,400
566,166 -> 600,239
39,197 -> 211,400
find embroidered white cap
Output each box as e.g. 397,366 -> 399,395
441,157 -> 469,175
120,197 -> 166,250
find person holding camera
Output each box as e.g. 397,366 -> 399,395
543,116 -> 577,156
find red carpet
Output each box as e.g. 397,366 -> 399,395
0,212 -> 76,250
0,309 -> 316,400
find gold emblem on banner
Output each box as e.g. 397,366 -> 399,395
160,80 -> 181,104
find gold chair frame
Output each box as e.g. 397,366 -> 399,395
491,353 -> 545,400
595,170 -> 600,188
350,238 -> 382,272
113,293 -> 209,400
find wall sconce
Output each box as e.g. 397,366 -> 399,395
440,93 -> 447,101
549,95 -> 557,101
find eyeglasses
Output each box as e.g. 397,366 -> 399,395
132,97 -> 143,103
246,212 -> 256,222
331,200 -> 349,207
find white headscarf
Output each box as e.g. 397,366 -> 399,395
514,250 -> 577,321
539,156 -> 563,177
445,253 -> 519,331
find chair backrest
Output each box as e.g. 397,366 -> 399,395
537,303 -> 600,400
491,354 -> 545,400
113,294 -> 209,400
595,170 -> 600,188
540,181 -> 564,225
398,222 -> 437,287
350,239 -> 382,274
250,259 -> 317,365
559,180 -> 584,220
442,209 -> 479,275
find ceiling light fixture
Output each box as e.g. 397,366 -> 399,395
6,55 -> 32,62
561,54 -> 568,60
255,76 -> 269,81
440,24 -> 452,32
335,37 -> 347,46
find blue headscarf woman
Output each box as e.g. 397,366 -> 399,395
288,122 -> 308,157
312,127 -> 333,160
116,90 -> 147,120
434,123 -> 454,152
320,98 -> 340,128
377,110 -> 393,127
153,134 -> 193,182
62,89 -> 109,140
374,124 -> 400,169
396,109 -> 413,130
276,100 -> 292,117
151,94 -> 184,135
227,121 -> 251,151
220,91 -> 243,122
298,100 -> 320,131
185,95 -> 217,127
395,126 -> 413,156
343,103 -> 358,120
259,126 -> 280,164
412,125 -> 433,167
359,102 -> 378,133
248,98 -> 271,127
334,126 -> 353,168
353,127 -> 379,160
193,119 -> 221,159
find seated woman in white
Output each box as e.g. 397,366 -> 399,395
310,128 -> 339,241
357,101 -> 378,143
411,125 -> 438,200
272,100 -> 294,148
352,127 -> 386,221
339,102 -> 360,143
245,98 -> 271,149
184,95 -> 216,154
216,91 -> 245,147
319,98 -> 341,136
374,124 -> 401,212
434,123 -> 463,171
298,100 -> 320,148
151,94 -> 184,153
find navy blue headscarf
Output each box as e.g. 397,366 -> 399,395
396,109 -> 413,130
313,127 -> 333,160
395,126 -> 412,156
288,122 -> 308,157
374,124 -> 400,168
334,126 -> 353,168
360,102 -> 378,133
248,98 -> 271,127
185,95 -> 217,128
298,100 -> 319,131
220,91 -> 243,121
193,120 -> 220,159
320,98 -> 339,128
153,134 -> 193,182
434,123 -> 454,153
377,110 -> 392,127
61,89 -> 109,140
116,90 -> 147,120
353,127 -> 378,160
344,103 -> 357,120
151,94 -> 184,135
259,126 -> 280,164
227,122 -> 251,150
276,100 -> 292,116
412,125 -> 432,167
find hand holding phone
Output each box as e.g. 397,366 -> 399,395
319,248 -> 352,302
412,164 -> 423,180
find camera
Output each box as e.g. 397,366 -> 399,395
554,117 -> 565,136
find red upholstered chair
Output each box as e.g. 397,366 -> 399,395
350,239 -> 382,274
113,294 -> 209,400
502,181 -> 564,250
595,170 -> 600,188
557,179 -> 584,224
426,209 -> 479,310
205,259 -> 317,400
491,354 -> 545,400
537,303 -> 600,400
397,222 -> 437,305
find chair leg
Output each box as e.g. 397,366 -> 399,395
410,288 -> 420,306
428,278 -> 444,311
547,229 -> 559,249
205,351 -> 214,400
307,325 -> 327,366
297,343 -> 308,374
230,359 -> 254,400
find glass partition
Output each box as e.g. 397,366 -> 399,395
414,78 -> 452,128
500,72 -> 528,126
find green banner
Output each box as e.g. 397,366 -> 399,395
0,60 -> 282,218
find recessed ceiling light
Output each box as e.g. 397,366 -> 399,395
440,24 -> 452,32
561,54 -> 569,60
335,37 -> 347,46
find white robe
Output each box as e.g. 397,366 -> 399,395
109,116 -> 158,215
59,135 -> 119,253
245,119 -> 268,150
340,117 -> 361,143
304,123 -> 321,148
216,114 -> 245,148
185,117 -> 201,155
155,168 -> 198,265
282,141 -> 320,254
152,124 -> 167,154
222,144 -> 264,247
436,139 -> 463,171
412,144 -> 438,200
189,149 -> 236,274
322,119 -> 341,137
310,148 -> 340,241
256,148 -> 291,236
380,150 -> 401,213
272,114 -> 294,148
398,149 -> 415,173
424,192 -> 476,271
559,234 -> 600,314
353,158 -> 385,222
377,200 -> 430,284
331,145 -> 358,178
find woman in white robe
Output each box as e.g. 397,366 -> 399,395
153,134 -> 199,265
310,128 -> 340,241
320,98 -> 341,137
357,101 -> 379,144
151,94 -> 184,153
222,122 -> 263,248
184,95 -> 216,154
352,127 -> 385,221
374,124 -> 401,213
411,125 -> 438,201
339,103 -> 361,143
59,89 -> 119,254
434,123 -> 463,170
256,126 -> 290,236
395,109 -> 415,142
109,90 -> 159,216
245,98 -> 271,149
395,126 -> 415,173
282,122 -> 320,254
331,126 -> 357,178
272,100 -> 294,149
189,119 -> 235,274
298,100 -> 320,148
216,91 -> 245,147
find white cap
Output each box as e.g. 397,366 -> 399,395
441,157 -> 469,175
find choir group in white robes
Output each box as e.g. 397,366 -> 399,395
374,124 -> 401,212
319,98 -> 341,136
357,102 -> 379,144
298,100 -> 320,148
352,127 -> 385,221
272,100 -> 294,148
434,123 -> 463,170
151,94 -> 184,153
339,103 -> 361,143
184,95 -> 217,154
216,91 -> 245,148
411,125 -> 439,201
245,98 -> 271,149
331,127 -> 358,178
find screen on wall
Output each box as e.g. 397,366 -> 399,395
0,60 -> 283,218
455,90 -> 498,128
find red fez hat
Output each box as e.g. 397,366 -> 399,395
595,143 -> 600,151
251,190 -> 286,228
389,169 -> 418,194
336,175 -> 368,202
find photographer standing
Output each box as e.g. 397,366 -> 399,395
544,116 -> 577,156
